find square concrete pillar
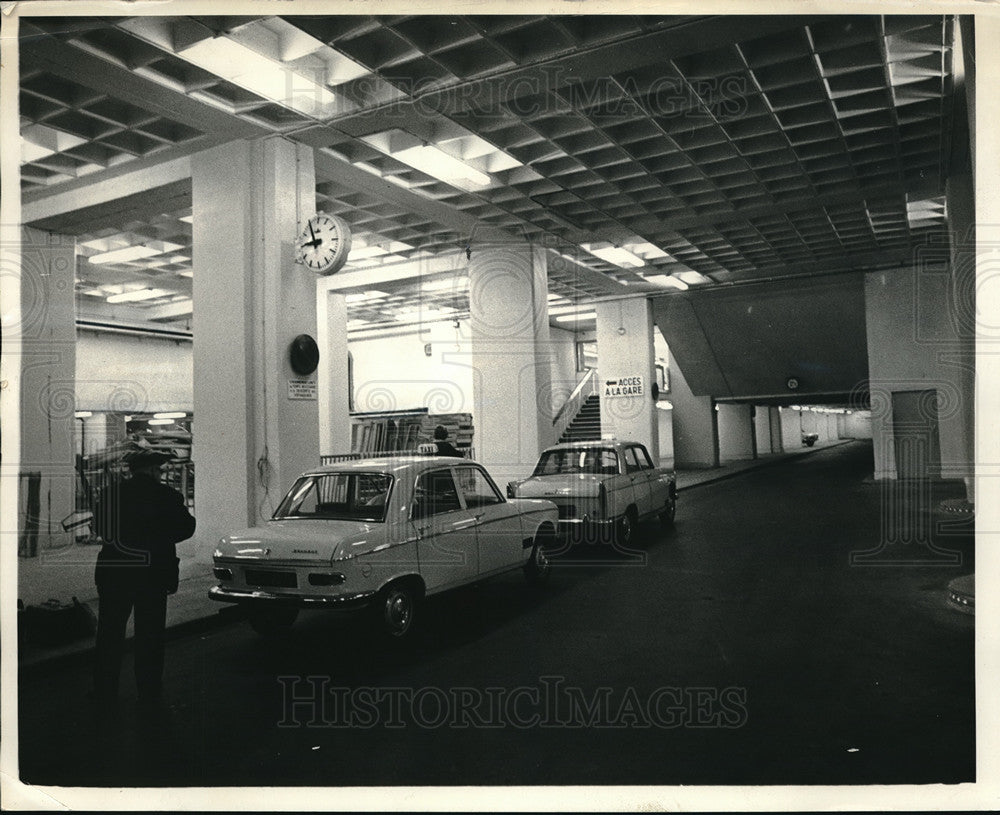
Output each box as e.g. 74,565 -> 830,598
718,403 -> 754,463
469,244 -> 553,485
317,290 -> 350,457
192,138 -> 319,548
15,227 -> 77,555
596,298 -> 659,463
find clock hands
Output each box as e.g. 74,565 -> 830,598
303,220 -> 322,249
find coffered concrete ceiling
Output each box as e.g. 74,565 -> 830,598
18,13 -> 961,336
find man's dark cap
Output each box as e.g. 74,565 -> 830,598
124,449 -> 172,469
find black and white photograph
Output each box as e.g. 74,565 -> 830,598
1,0 -> 997,810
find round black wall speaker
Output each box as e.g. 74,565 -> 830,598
289,334 -> 320,375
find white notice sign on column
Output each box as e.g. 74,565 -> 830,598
288,379 -> 317,400
603,375 -> 644,398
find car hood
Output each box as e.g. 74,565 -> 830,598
216,519 -> 384,563
513,473 -> 605,498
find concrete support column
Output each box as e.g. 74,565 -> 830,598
596,298 -> 659,464
768,407 -> 784,453
15,227 -> 76,555
753,405 -> 771,456
192,138 -> 318,549
667,348 -> 718,469
469,243 -> 552,486
946,167 -> 975,503
779,407 -> 802,451
317,290 -> 350,457
718,403 -> 754,463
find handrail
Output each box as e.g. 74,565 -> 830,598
552,368 -> 599,440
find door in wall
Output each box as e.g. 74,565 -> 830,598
891,390 -> 941,479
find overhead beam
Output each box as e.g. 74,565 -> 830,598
26,178 -> 192,235
23,157 -> 191,225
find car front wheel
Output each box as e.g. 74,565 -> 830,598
660,494 -> 676,527
524,540 -> 551,585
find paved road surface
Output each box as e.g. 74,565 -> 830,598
17,441 -> 974,787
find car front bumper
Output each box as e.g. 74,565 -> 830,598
209,585 -> 376,609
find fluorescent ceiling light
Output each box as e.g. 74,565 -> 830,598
178,214 -> 194,224
394,143 -> 491,188
89,246 -> 164,265
362,130 -> 504,191
395,307 -> 457,323
677,271 -> 711,286
643,275 -> 689,291
106,288 -> 174,304
178,270 -> 194,278
345,290 -> 388,303
350,245 -> 389,260
147,418 -> 175,426
555,312 -> 598,323
581,243 -> 645,268
629,242 -> 670,260
74,411 -> 93,419
421,277 -> 468,293
153,412 -> 187,419
179,37 -> 339,117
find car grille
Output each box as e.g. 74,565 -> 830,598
244,569 -> 297,589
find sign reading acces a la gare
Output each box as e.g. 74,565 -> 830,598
603,375 -> 644,398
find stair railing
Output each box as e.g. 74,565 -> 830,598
552,368 -> 599,441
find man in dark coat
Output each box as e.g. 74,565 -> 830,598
433,425 -> 463,458
92,449 -> 196,704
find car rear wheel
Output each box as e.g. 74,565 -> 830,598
247,605 -> 298,636
376,581 -> 419,640
615,507 -> 637,548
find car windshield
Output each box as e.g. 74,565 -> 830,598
274,472 -> 393,522
532,448 -> 619,476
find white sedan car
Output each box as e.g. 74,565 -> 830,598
508,440 -> 676,547
210,456 -> 557,639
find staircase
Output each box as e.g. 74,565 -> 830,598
559,395 -> 602,442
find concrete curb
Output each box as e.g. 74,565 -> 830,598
17,593 -> 241,677
676,440 -> 854,492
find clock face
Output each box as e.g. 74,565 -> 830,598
295,212 -> 351,275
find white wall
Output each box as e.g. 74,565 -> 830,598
669,349 -> 718,468
865,265 -> 970,480
349,320 -> 581,418
76,330 -> 193,413
840,411 -> 873,439
718,403 -> 754,462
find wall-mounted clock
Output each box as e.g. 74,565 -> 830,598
294,211 -> 352,275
